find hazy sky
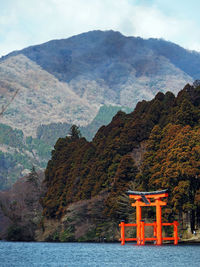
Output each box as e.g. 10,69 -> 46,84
1,0 -> 200,57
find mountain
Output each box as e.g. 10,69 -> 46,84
1,30 -> 200,189
1,30 -> 199,133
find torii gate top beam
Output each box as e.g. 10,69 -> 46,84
127,189 -> 168,200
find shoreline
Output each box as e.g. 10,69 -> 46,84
1,239 -> 200,244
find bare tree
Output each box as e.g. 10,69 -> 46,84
0,88 -> 20,117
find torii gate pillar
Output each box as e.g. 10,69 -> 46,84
135,201 -> 142,245
156,198 -> 162,245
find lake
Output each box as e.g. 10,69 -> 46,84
0,242 -> 199,267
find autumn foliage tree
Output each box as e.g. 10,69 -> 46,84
136,124 -> 200,231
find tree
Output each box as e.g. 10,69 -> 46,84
27,166 -> 39,186
137,123 -> 200,231
68,125 -> 81,140
175,99 -> 198,126
104,154 -> 138,220
0,89 -> 20,117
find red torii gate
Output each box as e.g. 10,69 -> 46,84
119,190 -> 179,245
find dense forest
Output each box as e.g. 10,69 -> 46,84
40,83 -> 200,241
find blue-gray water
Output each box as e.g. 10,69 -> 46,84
0,242 -> 199,267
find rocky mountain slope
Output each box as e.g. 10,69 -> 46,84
1,30 -> 198,135
0,54 -> 96,136
1,30 -> 200,189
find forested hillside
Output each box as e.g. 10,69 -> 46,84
0,105 -> 129,190
0,169 -> 45,241
0,124 -> 51,189
39,83 -> 200,242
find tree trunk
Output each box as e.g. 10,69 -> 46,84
190,209 -> 195,233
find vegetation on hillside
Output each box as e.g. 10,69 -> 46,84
0,124 -> 51,189
80,105 -> 132,141
41,83 -> 200,238
0,105 -> 127,190
136,124 -> 200,231
0,169 -> 45,241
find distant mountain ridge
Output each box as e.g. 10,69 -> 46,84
0,30 -> 200,189
2,30 -> 200,81
1,30 -> 199,135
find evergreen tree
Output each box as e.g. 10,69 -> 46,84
69,125 -> 81,140
27,166 -> 39,186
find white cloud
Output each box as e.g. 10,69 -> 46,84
126,4 -> 200,51
0,0 -> 200,57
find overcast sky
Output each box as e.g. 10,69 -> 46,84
1,0 -> 200,57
